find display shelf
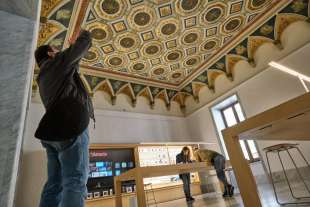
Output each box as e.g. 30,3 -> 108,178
138,145 -> 199,188
86,192 -> 135,202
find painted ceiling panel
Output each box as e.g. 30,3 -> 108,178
35,0 -> 310,112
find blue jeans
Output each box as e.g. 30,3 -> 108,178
213,154 -> 229,188
180,174 -> 191,199
39,129 -> 89,207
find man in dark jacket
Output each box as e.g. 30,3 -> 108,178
176,147 -> 195,202
35,29 -> 94,207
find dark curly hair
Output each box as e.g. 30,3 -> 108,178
35,45 -> 51,66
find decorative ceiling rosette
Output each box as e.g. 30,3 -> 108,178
183,55 -> 201,68
221,15 -> 245,34
246,0 -> 272,12
156,18 -> 180,40
200,2 -> 227,25
200,38 -> 220,52
93,0 -> 127,21
114,32 -> 141,52
169,70 -> 185,83
82,47 -> 100,64
164,49 -> 184,63
180,28 -> 203,46
104,53 -> 128,69
151,65 -> 170,78
141,41 -> 164,58
175,0 -> 202,16
129,61 -> 150,74
85,22 -> 113,44
127,5 -> 156,31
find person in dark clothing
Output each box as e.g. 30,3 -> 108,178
35,29 -> 94,207
193,148 -> 234,197
176,147 -> 195,202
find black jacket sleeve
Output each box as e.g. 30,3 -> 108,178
62,30 -> 92,68
176,154 -> 182,164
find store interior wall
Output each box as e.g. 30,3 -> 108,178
16,103 -> 190,207
186,45 -> 310,173
16,28 -> 310,207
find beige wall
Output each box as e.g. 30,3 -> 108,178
186,43 -> 310,172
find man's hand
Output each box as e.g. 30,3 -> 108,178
68,27 -> 82,45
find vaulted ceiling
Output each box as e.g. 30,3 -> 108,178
34,0 -> 310,113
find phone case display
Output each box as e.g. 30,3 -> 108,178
138,146 -> 198,188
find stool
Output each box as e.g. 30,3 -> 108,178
264,143 -> 310,205
144,183 -> 157,207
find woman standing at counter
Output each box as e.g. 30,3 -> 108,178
176,147 -> 195,202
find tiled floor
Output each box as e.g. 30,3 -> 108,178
152,181 -> 310,207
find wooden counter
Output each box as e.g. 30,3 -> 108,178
222,92 -> 310,207
114,162 -> 210,207
86,182 -> 202,207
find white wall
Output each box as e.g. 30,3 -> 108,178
186,47 -> 310,172
23,102 -> 190,152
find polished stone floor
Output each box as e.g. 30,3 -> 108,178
152,180 -> 310,207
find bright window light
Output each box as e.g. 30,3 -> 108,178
269,61 -> 310,92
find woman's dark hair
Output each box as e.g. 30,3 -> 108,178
182,146 -> 190,152
182,146 -> 191,160
35,45 -> 51,66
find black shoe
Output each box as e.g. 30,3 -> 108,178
186,197 -> 195,202
222,191 -> 229,197
228,185 -> 234,197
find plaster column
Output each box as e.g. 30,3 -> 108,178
0,1 -> 40,206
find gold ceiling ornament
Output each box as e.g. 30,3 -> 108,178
93,0 -> 127,20
41,0 -> 63,18
127,5 -> 156,31
246,0 -> 271,11
114,32 -> 141,52
129,61 -> 150,74
151,65 -> 170,77
180,28 -> 203,46
183,55 -> 201,68
104,53 -> 128,68
175,0 -> 201,16
82,47 -> 100,63
155,18 -> 181,40
75,0 -> 283,86
149,0 -> 170,5
37,21 -> 63,46
200,38 -> 220,52
221,15 -> 245,34
85,22 -> 113,43
200,2 -> 227,25
170,70 -> 185,80
141,41 -> 164,58
164,49 -> 184,63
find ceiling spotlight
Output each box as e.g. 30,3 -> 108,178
269,61 -> 310,82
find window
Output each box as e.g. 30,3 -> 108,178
211,95 -> 259,162
221,102 -> 259,162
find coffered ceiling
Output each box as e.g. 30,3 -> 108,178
80,0 -> 276,87
35,0 -> 310,112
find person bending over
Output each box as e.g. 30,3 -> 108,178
34,29 -> 95,207
176,147 -> 195,202
193,147 -> 234,197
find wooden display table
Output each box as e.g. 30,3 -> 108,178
222,92 -> 310,207
114,162 -> 210,207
